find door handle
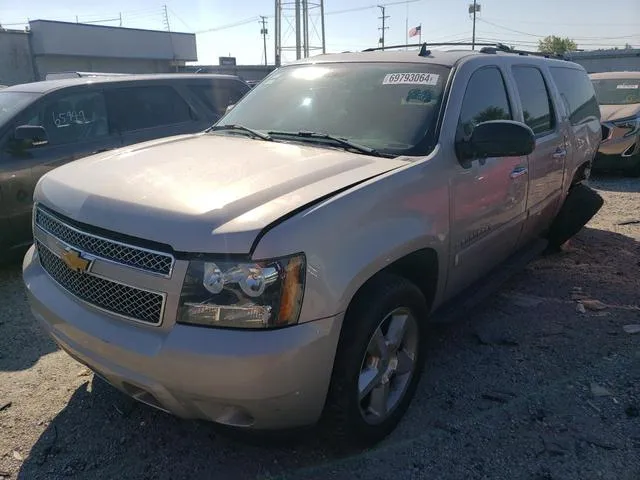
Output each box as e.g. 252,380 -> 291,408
552,148 -> 567,159
510,166 -> 528,179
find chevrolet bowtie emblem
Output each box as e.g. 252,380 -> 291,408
61,248 -> 90,273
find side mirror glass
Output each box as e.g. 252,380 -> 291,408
456,120 -> 535,162
14,125 -> 49,147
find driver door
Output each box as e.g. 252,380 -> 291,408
445,66 -> 529,297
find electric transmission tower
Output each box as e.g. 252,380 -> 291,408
274,0 -> 326,67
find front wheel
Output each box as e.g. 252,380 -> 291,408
321,274 -> 429,447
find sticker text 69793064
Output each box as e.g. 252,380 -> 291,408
383,73 -> 439,86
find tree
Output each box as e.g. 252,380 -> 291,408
538,36 -> 577,55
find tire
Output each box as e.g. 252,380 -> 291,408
321,273 -> 429,448
546,183 -> 604,249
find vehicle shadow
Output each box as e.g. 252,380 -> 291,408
17,227 -> 640,480
0,259 -> 58,372
590,174 -> 640,193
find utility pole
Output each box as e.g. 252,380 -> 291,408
378,5 -> 389,49
162,4 -> 171,32
468,1 -> 481,50
260,16 -> 268,66
162,5 -> 177,72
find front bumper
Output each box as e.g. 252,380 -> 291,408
594,126 -> 639,171
23,245 -> 343,429
593,151 -> 640,172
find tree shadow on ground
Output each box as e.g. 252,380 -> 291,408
17,227 -> 640,480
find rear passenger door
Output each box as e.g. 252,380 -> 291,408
106,84 -> 200,146
510,65 -> 565,243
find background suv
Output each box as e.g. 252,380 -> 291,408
591,71 -> 640,176
0,74 -> 250,256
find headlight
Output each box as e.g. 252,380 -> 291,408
613,116 -> 640,137
178,254 -> 306,329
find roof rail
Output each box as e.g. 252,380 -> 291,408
362,42 -> 497,52
362,42 -> 567,60
479,44 -> 566,59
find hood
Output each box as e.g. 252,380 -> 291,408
600,103 -> 640,122
35,134 -> 407,253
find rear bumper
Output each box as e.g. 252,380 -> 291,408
23,245 -> 343,429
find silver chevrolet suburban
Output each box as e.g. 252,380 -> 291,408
23,45 -> 603,445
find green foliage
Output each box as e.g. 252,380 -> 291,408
537,36 -> 578,55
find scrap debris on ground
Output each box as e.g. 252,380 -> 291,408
0,176 -> 638,480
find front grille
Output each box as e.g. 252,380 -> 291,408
37,241 -> 165,325
35,207 -> 174,276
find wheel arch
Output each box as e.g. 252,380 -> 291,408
344,248 -> 440,322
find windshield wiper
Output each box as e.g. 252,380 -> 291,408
208,124 -> 272,141
267,130 -> 386,157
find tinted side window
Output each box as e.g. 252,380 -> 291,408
108,85 -> 192,132
25,91 -> 109,146
549,67 -> 600,126
457,67 -> 512,139
189,81 -> 249,117
512,66 -> 555,135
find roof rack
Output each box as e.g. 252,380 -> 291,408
362,42 -> 566,60
44,71 -> 131,80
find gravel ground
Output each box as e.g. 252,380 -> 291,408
1,176 -> 639,480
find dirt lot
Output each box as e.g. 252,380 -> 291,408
1,176 -> 639,480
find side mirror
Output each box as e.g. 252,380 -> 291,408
225,104 -> 236,114
14,125 -> 49,147
456,120 -> 535,162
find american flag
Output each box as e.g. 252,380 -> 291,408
409,25 -> 421,38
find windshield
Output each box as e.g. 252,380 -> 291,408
591,78 -> 640,106
220,63 -> 450,156
0,91 -> 38,125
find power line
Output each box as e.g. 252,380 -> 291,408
478,18 -> 640,41
167,7 -> 193,32
327,0 -> 422,17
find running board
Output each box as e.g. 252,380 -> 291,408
430,238 -> 549,324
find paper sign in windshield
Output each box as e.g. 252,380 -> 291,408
383,73 -> 439,86
617,84 -> 639,89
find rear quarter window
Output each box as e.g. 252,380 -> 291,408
549,67 -> 600,126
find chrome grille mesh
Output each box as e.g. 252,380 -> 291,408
36,241 -> 164,325
35,208 -> 173,276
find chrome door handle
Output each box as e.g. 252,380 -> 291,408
510,166 -> 528,179
552,148 -> 567,159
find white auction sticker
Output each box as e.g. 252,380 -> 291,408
383,72 -> 440,86
616,84 -> 639,89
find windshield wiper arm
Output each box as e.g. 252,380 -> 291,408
268,130 -> 385,157
208,124 -> 272,141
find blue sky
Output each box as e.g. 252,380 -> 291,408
2,0 -> 639,65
